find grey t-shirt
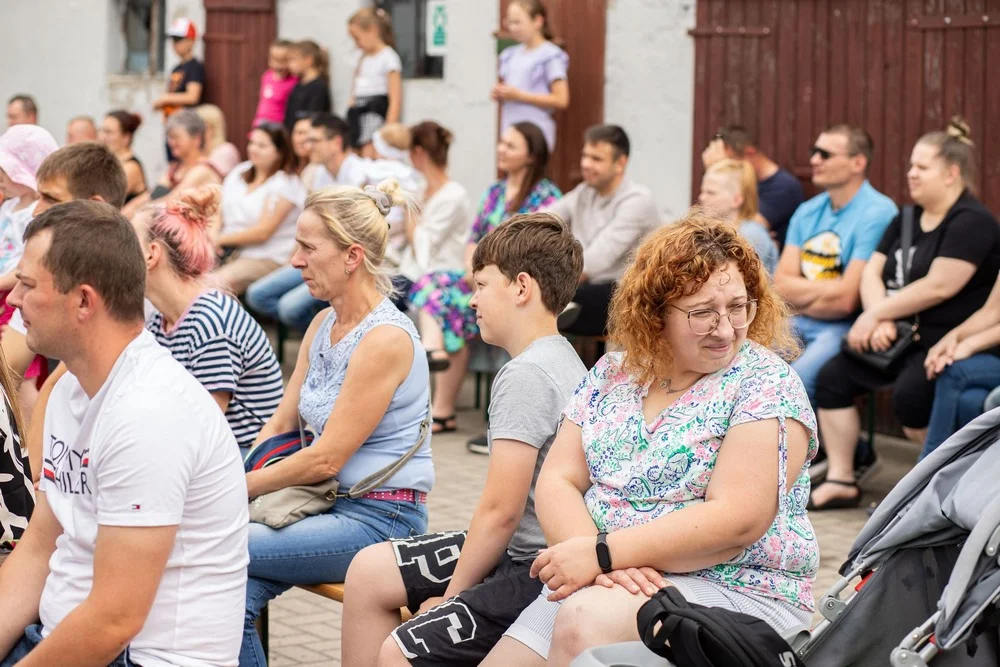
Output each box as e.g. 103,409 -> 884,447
487,335 -> 587,561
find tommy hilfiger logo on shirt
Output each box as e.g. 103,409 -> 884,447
42,435 -> 91,496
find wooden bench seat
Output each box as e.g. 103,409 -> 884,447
297,582 -> 412,621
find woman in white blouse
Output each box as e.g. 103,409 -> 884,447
214,123 -> 306,295
399,121 -> 470,281
399,120 -> 473,433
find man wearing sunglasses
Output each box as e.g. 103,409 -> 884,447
702,125 -> 804,247
774,125 -> 897,412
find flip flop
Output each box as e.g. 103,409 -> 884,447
807,479 -> 861,511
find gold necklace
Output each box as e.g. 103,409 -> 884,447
658,377 -> 698,393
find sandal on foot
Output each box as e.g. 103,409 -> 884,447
432,415 -> 458,434
807,479 -> 861,511
427,350 -> 451,373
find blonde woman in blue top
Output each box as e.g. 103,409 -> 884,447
239,179 -> 433,667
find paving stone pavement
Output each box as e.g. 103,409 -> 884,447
265,337 -> 920,665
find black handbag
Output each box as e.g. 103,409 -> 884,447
841,205 -> 920,371
637,587 -> 806,667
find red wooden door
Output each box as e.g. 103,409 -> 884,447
203,0 -> 276,153
497,0 -> 607,193
690,0 -> 1000,212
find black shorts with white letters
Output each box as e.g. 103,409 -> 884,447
388,531 -> 542,666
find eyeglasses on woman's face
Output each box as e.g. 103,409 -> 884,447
668,300 -> 758,336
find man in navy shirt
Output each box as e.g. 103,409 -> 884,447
702,125 -> 805,247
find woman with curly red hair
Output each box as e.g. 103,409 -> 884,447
482,212 -> 820,666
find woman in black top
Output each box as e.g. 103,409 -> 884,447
283,40 -> 332,133
100,110 -> 147,204
810,118 -> 1000,510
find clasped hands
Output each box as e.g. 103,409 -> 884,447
529,535 -> 668,602
845,312 -> 899,354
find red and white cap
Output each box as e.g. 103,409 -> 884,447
166,17 -> 197,40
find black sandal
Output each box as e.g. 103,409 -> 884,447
432,415 -> 458,434
807,479 -> 862,511
427,350 -> 451,373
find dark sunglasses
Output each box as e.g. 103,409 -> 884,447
811,146 -> 855,161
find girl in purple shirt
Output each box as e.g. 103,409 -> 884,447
493,0 -> 570,150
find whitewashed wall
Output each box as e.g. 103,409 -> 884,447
605,0 -> 697,218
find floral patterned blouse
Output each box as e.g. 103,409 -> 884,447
467,178 -> 562,244
565,341 -> 820,611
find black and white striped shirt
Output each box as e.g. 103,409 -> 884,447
147,290 -> 283,448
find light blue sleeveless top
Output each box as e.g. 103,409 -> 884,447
298,298 -> 434,492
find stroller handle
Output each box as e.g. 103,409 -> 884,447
891,612 -> 941,667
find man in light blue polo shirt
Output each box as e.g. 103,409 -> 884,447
775,124 -> 897,407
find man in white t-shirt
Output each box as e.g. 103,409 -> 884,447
0,200 -> 249,667
309,113 -> 368,190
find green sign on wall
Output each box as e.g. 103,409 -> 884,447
426,0 -> 447,57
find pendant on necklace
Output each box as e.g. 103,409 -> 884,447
658,379 -> 672,392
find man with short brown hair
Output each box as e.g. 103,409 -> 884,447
0,201 -> 248,666
545,124 -> 659,337
6,96 -> 37,128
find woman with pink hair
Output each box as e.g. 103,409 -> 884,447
132,187 -> 284,449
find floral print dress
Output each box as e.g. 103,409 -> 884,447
408,178 -> 561,352
566,341 -> 820,613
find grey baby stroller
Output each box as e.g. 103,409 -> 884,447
795,408 -> 1000,666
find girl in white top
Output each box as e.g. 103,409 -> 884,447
400,120 -> 471,281
347,7 -> 403,158
214,123 -> 306,294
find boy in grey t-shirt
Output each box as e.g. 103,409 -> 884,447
342,213 -> 587,666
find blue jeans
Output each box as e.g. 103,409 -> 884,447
791,315 -> 853,405
922,355 -> 1000,459
239,497 -> 428,667
1,624 -> 138,666
245,266 -> 325,332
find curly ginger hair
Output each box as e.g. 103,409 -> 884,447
608,212 -> 799,386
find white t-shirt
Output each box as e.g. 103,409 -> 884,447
399,181 -> 472,280
0,197 -> 38,275
221,162 -> 306,263
39,330 -> 249,667
353,47 -> 402,98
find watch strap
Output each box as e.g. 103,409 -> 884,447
596,531 -> 612,574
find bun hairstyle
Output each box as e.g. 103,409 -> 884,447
918,116 -> 977,193
107,110 -> 143,143
305,178 -> 418,296
409,120 -> 454,168
293,40 -> 330,81
139,185 -> 219,279
350,7 -> 398,49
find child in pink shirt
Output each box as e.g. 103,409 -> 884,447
252,40 -> 299,128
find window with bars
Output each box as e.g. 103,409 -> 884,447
374,0 -> 445,79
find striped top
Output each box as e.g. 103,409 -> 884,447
146,290 -> 284,448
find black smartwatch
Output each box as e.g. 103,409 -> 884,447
596,532 -> 613,574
